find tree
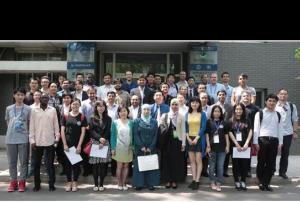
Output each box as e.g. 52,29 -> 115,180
295,48 -> 300,60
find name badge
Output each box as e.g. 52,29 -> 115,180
213,135 -> 220,143
77,121 -> 81,126
219,125 -> 224,129
236,132 -> 242,141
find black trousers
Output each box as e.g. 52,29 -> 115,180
65,156 -> 81,182
256,137 -> 278,185
201,155 -> 208,175
232,158 -> 249,182
279,134 -> 293,175
34,145 -> 55,187
92,163 -> 108,187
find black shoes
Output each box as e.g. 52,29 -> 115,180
49,185 -> 56,191
259,184 -> 273,191
33,186 -> 41,192
148,186 -> 155,191
135,187 -> 143,191
188,181 -> 195,188
279,173 -> 288,179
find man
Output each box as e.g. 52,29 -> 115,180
130,74 -> 154,105
240,90 -> 260,177
167,73 -> 178,98
275,89 -> 298,179
253,94 -> 284,191
200,73 -> 209,85
220,72 -> 233,105
57,74 -> 66,91
40,76 -> 50,94
25,78 -> 39,105
178,85 -> 188,101
151,91 -> 170,123
147,72 -> 158,91
155,74 -> 162,89
48,83 -> 62,108
29,93 -> 60,191
114,78 -> 131,107
161,82 -> 174,106
72,80 -> 89,102
231,73 -> 256,106
75,72 -> 84,82
129,95 -> 142,120
97,73 -> 115,101
197,83 -> 214,106
57,80 -> 71,97
186,76 -> 198,102
206,73 -> 226,104
121,70 -> 138,93
83,73 -> 97,92
106,91 -> 119,121
176,71 -> 188,90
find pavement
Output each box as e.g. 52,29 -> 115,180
0,149 -> 300,200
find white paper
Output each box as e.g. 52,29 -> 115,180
137,154 -> 159,172
64,146 -> 83,165
90,144 -> 109,158
213,135 -> 220,143
232,147 -> 251,159
236,132 -> 242,141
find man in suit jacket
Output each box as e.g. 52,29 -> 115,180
151,91 -> 170,121
186,76 -> 199,102
129,95 -> 142,120
72,80 -> 89,102
130,74 -> 154,105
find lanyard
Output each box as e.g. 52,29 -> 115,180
14,105 -> 24,118
213,120 -> 221,130
235,122 -> 241,133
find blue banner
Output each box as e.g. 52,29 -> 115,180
67,42 -> 96,69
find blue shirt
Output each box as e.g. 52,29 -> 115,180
206,83 -> 226,103
121,81 -> 138,93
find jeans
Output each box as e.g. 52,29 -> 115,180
208,152 -> 226,184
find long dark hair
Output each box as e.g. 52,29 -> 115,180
94,100 -> 109,120
210,105 -> 224,121
188,96 -> 202,113
231,103 -> 246,123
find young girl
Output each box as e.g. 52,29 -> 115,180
111,105 -> 133,191
89,101 -> 112,191
206,105 -> 230,192
185,96 -> 207,190
229,103 -> 252,191
61,98 -> 87,192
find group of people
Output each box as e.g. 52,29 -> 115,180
5,70 -> 298,193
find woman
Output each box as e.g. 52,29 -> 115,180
61,98 -> 87,192
111,105 -> 133,191
160,98 -> 186,189
89,101 -> 112,191
177,94 -> 188,117
132,104 -> 160,191
185,96 -> 207,190
206,105 -> 230,192
228,103 -> 252,191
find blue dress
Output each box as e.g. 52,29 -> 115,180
132,118 -> 160,188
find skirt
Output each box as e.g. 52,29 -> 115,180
89,140 -> 111,164
186,136 -> 202,152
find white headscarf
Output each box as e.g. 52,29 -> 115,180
141,104 -> 151,124
169,98 -> 179,126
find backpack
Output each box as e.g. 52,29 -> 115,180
289,102 -> 294,126
259,110 -> 281,124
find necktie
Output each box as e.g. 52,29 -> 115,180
189,89 -> 193,98
156,105 -> 161,123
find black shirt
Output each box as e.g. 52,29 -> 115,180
61,113 -> 87,147
206,119 -> 229,153
245,104 -> 260,129
228,119 -> 252,146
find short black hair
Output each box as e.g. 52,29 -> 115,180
147,72 -> 155,77
103,73 -> 112,78
239,73 -> 248,80
167,73 -> 175,79
265,93 -> 278,102
62,93 -> 73,99
107,91 -> 116,97
76,72 -> 84,78
221,71 -> 230,78
217,90 -> 227,96
13,87 -> 26,95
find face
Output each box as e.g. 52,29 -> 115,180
97,103 -> 106,114
76,75 -> 84,82
179,86 -> 187,95
33,92 -> 41,102
161,84 -> 169,93
41,78 -> 49,88
103,75 -> 112,85
63,96 -> 72,105
235,105 -> 243,117
125,71 -> 133,81
75,81 -> 83,90
114,81 -> 122,90
238,76 -> 247,86
138,78 -> 146,87
87,74 -> 94,84
107,93 -> 115,102
265,98 -> 277,110
59,76 -> 65,83
200,93 -> 208,105
241,92 -> 251,104
49,83 -> 57,94
188,79 -> 195,87
210,73 -> 217,84
155,76 -> 162,85
40,95 -> 49,105
131,96 -> 139,106
171,102 -> 179,111
147,75 -> 155,84
14,92 -> 25,103
213,107 -> 221,119
191,101 -> 200,111
179,71 -> 186,80
30,80 -> 38,91
221,73 -> 230,84
62,81 -> 69,90
197,84 -> 206,93
142,107 -> 150,116
71,101 -> 80,111
119,108 -> 128,118
278,90 -> 288,102
177,94 -> 185,105
202,74 -> 208,83
154,92 -> 163,104
167,75 -> 175,84
217,92 -> 226,103
88,89 -> 96,100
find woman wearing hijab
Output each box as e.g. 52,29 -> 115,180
132,104 -> 160,191
160,98 -> 186,189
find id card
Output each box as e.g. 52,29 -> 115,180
236,132 -> 242,141
213,135 -> 220,143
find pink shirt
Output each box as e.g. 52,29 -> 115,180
29,106 -> 60,146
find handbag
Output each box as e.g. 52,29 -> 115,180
137,153 -> 159,172
83,139 -> 92,155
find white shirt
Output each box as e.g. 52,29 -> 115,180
179,105 -> 188,117
129,106 -> 140,120
253,108 -> 284,145
107,104 -> 119,121
97,84 -> 116,101
232,85 -> 256,104
176,80 -> 188,90
74,91 -> 83,102
275,101 -> 298,136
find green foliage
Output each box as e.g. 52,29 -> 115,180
295,48 -> 300,60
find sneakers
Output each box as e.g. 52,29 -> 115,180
18,180 -> 26,192
7,180 -> 18,192
93,186 -> 99,191
123,185 -> 128,191
240,181 -> 247,191
99,186 -> 105,191
216,184 -> 222,192
235,182 -> 241,191
118,185 -> 123,191
65,182 -> 72,192
72,182 -> 78,192
211,183 -> 217,190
